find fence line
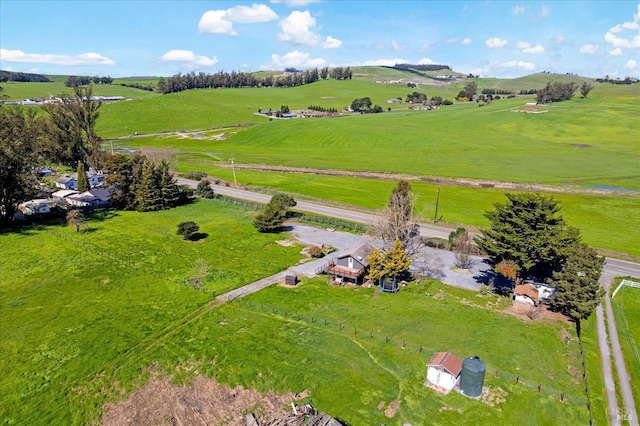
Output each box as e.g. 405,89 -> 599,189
232,299 -> 590,407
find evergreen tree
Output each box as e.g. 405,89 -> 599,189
383,239 -> 412,283
476,193 -> 580,283
195,179 -> 215,199
366,249 -> 385,284
76,161 -> 90,192
550,243 -> 605,336
253,192 -> 296,232
135,161 -> 162,212
158,160 -> 180,208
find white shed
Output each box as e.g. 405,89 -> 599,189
426,351 -> 463,394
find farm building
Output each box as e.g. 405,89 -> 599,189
326,251 -> 368,285
66,188 -> 111,208
425,351 -> 463,394
514,284 -> 539,306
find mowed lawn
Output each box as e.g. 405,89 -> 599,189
0,200 -> 302,424
611,283 -> 640,409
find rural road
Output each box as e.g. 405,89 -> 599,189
178,177 -> 640,423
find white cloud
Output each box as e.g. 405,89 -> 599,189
417,58 -> 435,65
609,47 -> 623,56
579,43 -> 600,54
0,49 -> 115,66
420,42 -> 436,52
445,37 -> 471,45
161,50 -> 218,67
498,60 -> 536,71
516,41 -> 545,54
199,4 -> 278,35
277,10 -> 321,45
391,40 -> 403,52
485,37 -> 508,48
270,0 -> 319,6
351,58 -> 409,67
269,50 -> 326,68
604,4 -> 640,48
512,5 -> 525,15
462,37 -> 472,45
322,36 -> 342,49
539,3 -> 550,17
624,59 -> 637,70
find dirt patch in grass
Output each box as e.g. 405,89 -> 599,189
384,400 -> 400,418
102,375 -> 300,426
481,386 -> 508,410
502,303 -> 568,323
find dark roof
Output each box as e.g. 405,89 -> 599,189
427,352 -> 463,377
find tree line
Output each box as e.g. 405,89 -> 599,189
0,70 -> 50,83
393,63 -> 451,72
65,75 -> 113,87
307,105 -> 339,113
156,67 -> 352,95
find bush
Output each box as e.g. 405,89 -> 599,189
195,179 -> 215,199
308,245 -> 324,258
185,171 -> 206,181
177,221 -> 199,240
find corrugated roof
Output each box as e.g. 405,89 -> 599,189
427,352 -> 463,377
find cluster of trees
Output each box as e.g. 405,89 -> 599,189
367,240 -> 412,285
456,81 -> 478,101
394,63 -> 451,72
103,154 -> 183,212
0,70 -> 50,82
406,91 -> 427,103
253,193 -> 296,232
476,193 -> 605,335
65,75 -> 113,87
307,105 -> 339,113
350,97 -> 383,113
328,67 -> 352,80
535,81 -> 578,103
0,86 -> 104,225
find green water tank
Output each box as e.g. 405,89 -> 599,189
459,356 -> 486,398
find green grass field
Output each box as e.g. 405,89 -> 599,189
0,80 -> 158,101
611,282 -> 640,409
0,200 -> 302,424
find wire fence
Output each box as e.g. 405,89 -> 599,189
232,298 -> 590,407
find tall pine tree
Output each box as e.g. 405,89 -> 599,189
135,161 -> 162,212
76,161 -> 90,192
158,160 -> 180,208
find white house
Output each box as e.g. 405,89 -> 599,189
55,175 -> 77,190
426,351 -> 463,394
52,189 -> 79,199
66,188 -> 111,208
19,199 -> 50,215
514,284 -> 539,306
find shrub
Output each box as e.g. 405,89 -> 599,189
195,179 -> 215,199
308,245 -> 324,258
185,171 -> 206,181
177,221 -> 199,240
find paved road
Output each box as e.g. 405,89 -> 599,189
179,177 -> 640,421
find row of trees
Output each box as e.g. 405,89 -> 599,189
156,67 -> 353,95
535,81 -> 578,103
0,70 -> 50,83
394,63 -> 451,72
456,81 -> 478,100
307,105 -> 339,113
350,97 -> 383,113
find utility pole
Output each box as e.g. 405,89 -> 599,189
230,158 -> 237,186
434,187 -> 440,222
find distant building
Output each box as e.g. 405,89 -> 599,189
19,199 -> 51,215
55,175 -> 77,190
514,283 -> 539,306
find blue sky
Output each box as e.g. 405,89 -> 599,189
1,1 -> 639,78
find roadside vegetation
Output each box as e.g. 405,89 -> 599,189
611,283 -> 640,408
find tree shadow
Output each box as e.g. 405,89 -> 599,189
473,269 -> 514,296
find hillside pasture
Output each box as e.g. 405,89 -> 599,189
0,80 -> 158,101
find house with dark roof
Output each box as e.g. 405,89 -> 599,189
514,283 -> 539,306
55,175 -> 77,190
326,245 -> 370,285
425,351 -> 463,393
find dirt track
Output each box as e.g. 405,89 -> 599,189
217,163 -> 638,197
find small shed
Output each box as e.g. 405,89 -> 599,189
514,284 -> 539,306
285,275 -> 298,286
425,351 -> 463,394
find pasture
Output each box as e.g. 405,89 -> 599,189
0,200 -> 302,424
0,80 -> 158,101
0,198 -> 603,423
611,282 -> 640,409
